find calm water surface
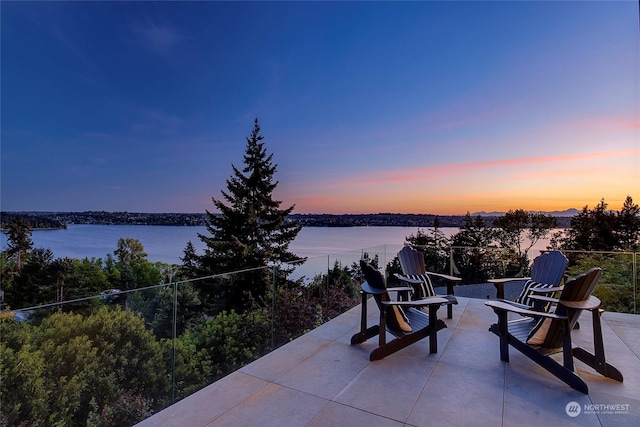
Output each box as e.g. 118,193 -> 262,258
1,224 -> 553,265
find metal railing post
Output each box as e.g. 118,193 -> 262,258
171,280 -> 178,404
271,265 -> 276,351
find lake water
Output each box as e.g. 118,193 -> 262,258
0,224 -> 556,265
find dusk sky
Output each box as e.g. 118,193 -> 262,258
2,1 -> 638,215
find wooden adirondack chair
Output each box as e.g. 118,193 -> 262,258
395,245 -> 461,319
485,268 -> 623,394
489,250 -> 568,302
351,260 -> 457,360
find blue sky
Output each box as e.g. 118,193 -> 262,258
2,1 -> 638,215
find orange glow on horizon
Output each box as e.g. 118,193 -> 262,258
284,148 -> 639,215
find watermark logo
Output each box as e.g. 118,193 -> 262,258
565,401 -> 631,417
566,401 -> 581,417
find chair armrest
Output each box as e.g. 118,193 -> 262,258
426,272 -> 462,283
559,296 -> 601,310
394,274 -> 421,284
488,277 -> 531,284
387,286 -> 414,292
528,294 -> 559,304
361,282 -> 413,295
396,272 -> 462,283
381,296 -> 456,307
529,286 -> 563,294
485,300 -> 567,320
361,282 -> 386,295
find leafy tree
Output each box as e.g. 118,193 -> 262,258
184,309 -> 271,380
114,237 -> 148,264
551,196 -> 639,251
8,247 -> 55,308
198,118 -> 302,311
146,282 -> 204,339
3,216 -> 34,272
405,218 -> 451,274
70,258 -> 111,298
50,257 -> 75,302
0,307 -> 168,427
180,240 -> 200,279
565,253 -> 636,313
451,213 -> 494,248
111,238 -> 162,290
0,320 -> 49,426
493,209 -> 557,275
616,196 -> 640,250
450,213 -> 495,283
0,252 -> 16,308
160,332 -> 213,401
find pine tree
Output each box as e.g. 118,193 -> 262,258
198,118 -> 302,310
4,216 -> 34,272
616,196 -> 640,250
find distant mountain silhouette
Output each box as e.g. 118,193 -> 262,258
472,208 -> 580,217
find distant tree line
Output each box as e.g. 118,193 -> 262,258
1,211 -> 576,230
0,213 -> 66,230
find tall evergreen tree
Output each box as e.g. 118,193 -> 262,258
4,216 -> 34,272
616,196 -> 640,250
198,118 -> 302,310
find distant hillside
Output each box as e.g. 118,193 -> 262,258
1,211 -> 575,229
472,208 -> 580,217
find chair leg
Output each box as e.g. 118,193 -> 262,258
497,310 -> 509,362
446,282 -> 454,319
370,328 -> 430,361
351,292 -> 381,345
429,304 -> 438,353
350,325 -> 379,345
572,309 -> 624,382
508,331 -> 589,394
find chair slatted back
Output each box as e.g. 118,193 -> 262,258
398,246 -> 426,275
538,268 -> 602,349
531,251 -> 568,286
360,259 -> 389,310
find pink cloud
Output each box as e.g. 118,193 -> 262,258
347,148 -> 640,187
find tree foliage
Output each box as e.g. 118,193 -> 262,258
1,307 -> 168,427
551,196 -> 639,251
3,216 -> 33,272
405,218 -> 451,274
197,119 -> 302,311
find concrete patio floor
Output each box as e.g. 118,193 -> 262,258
137,296 -> 640,427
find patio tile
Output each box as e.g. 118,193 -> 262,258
136,371 -> 270,427
438,327 -> 505,372
406,362 -> 504,427
503,361 -> 600,427
306,401 -> 403,427
602,312 -> 640,358
240,334 -> 334,382
206,382 -> 328,427
334,348 -> 437,422
274,340 -> 370,400
457,297 -> 500,331
307,309 -> 361,342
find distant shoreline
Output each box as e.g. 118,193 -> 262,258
1,211 -> 575,229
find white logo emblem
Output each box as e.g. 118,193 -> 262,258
566,401 -> 581,417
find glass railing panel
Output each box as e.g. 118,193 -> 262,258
562,250 -> 637,314
167,268 -> 275,406
449,246 -> 527,285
